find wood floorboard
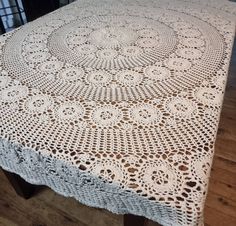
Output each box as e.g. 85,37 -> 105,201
204,207 -> 236,226
211,156 -> 236,173
208,179 -> 236,202
0,173 -> 87,226
1,32 -> 236,226
206,193 -> 236,218
210,165 -> 236,186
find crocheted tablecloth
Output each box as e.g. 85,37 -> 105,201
0,0 -> 235,225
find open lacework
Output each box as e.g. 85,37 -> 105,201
0,0 -> 236,225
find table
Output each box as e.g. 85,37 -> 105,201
0,0 -> 235,225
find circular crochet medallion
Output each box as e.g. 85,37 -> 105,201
1,85 -> 28,102
141,162 -> 178,193
23,42 -> 46,52
176,48 -> 202,59
165,58 -> 192,71
86,71 -> 112,86
24,94 -> 52,112
116,70 -> 143,87
59,68 -> 84,82
92,105 -> 123,127
90,159 -> 126,183
130,104 -> 161,124
25,51 -> 50,63
89,27 -> 138,49
38,60 -> 63,73
180,37 -> 205,47
195,87 -> 222,105
167,97 -> 197,117
0,76 -> 10,88
67,35 -> 87,45
56,102 -> 84,120
97,49 -> 118,59
144,65 -> 171,81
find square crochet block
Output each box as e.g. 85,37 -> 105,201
0,0 -> 235,225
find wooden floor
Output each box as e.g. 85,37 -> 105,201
0,49 -> 236,226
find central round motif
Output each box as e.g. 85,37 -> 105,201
3,10 -> 224,102
89,27 -> 138,49
48,15 -> 177,70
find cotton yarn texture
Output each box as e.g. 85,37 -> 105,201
0,0 -> 236,225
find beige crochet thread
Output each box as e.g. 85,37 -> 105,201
0,0 -> 236,225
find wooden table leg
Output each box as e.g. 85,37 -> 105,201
124,214 -> 148,226
2,169 -> 36,199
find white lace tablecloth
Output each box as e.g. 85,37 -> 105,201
0,0 -> 235,225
